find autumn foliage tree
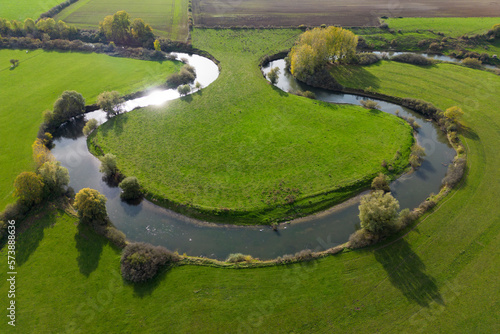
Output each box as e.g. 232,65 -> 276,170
14,172 -> 44,206
74,188 -> 108,223
289,26 -> 358,77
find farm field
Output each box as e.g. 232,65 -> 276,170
193,0 -> 500,27
0,49 -> 181,211
1,44 -> 499,332
54,0 -> 189,40
90,29 -> 413,224
0,0 -> 61,20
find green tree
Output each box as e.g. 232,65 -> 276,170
97,91 -> 124,116
289,26 -> 358,77
36,18 -> 56,34
359,190 -> 400,234
371,173 -> 390,192
24,18 -> 36,33
154,39 -> 161,52
53,90 -> 85,122
493,23 -> 500,37
444,106 -> 464,124
267,67 -> 280,84
119,177 -> 142,200
9,59 -> 19,67
177,84 -> 191,96
131,18 -> 154,45
74,188 -> 108,223
99,153 -> 118,177
82,118 -> 98,136
100,11 -> 131,44
13,172 -> 44,206
39,161 -> 70,195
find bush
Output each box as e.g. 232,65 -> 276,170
461,57 -> 482,69
121,242 -> 179,282
293,249 -> 314,261
99,153 -> 118,178
398,208 -> 416,229
418,198 -> 436,212
39,161 -> 70,195
267,66 -> 280,84
226,253 -> 254,263
104,226 -> 127,248
442,157 -> 466,188
14,172 -> 45,206
360,100 -> 380,109
97,91 -> 124,116
371,173 -> 390,192
74,188 -> 108,223
177,84 -> 191,96
119,177 -> 142,200
357,53 -> 380,66
348,229 -> 379,249
391,53 -> 432,66
82,119 -> 98,136
293,90 -> 316,99
359,190 -> 400,234
409,144 -> 426,169
166,64 -> 196,88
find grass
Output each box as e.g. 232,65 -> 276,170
0,0 -> 61,20
0,49 -> 181,211
0,30 -> 499,333
90,28 -> 413,224
384,17 -> 500,37
54,0 -> 189,40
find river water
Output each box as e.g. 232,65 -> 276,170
51,53 -> 455,260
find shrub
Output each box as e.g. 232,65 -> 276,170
105,226 -> 127,248
359,190 -> 400,234
32,138 -> 54,169
294,249 -> 314,261
0,201 -> 29,222
275,254 -> 294,264
371,173 -> 390,192
74,188 -> 108,223
39,161 -> 70,195
99,153 -> 118,178
357,53 -> 380,66
97,91 -> 124,116
409,144 -> 426,169
348,229 -> 379,249
442,157 -> 466,188
267,66 -> 280,84
53,90 -> 85,123
492,23 -> 500,37
119,177 -> 142,200
391,53 -> 432,66
461,57 -> 482,69
360,100 -> 380,109
444,106 -> 464,125
121,242 -> 179,282
82,118 -> 98,136
418,198 -> 436,212
166,64 -> 196,88
226,253 -> 249,263
177,84 -> 191,96
398,208 -> 416,229
293,90 -> 316,99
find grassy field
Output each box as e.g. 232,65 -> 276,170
54,0 -> 189,40
90,29 -> 413,224
384,17 -> 500,37
0,31 -> 499,333
0,0 -> 61,20
193,0 -> 500,28
0,49 -> 181,211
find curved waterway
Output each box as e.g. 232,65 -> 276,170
51,54 -> 455,260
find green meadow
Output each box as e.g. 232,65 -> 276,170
0,0 -> 61,20
0,49 -> 181,210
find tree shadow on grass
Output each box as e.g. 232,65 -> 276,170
271,84 -> 289,97
14,208 -> 58,266
374,239 -> 443,307
129,264 -> 174,298
75,223 -> 105,277
330,65 -> 381,90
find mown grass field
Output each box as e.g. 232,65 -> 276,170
0,49 -> 181,211
0,29 -> 499,333
0,0 -> 61,20
54,0 -> 189,40
384,17 -> 500,37
90,28 -> 413,224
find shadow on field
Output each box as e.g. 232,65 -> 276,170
374,239 -> 443,307
75,223 -> 105,276
330,65 -> 381,90
15,210 -> 57,266
131,265 -> 174,298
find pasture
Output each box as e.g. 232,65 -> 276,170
54,0 -> 189,40
0,0 -> 61,20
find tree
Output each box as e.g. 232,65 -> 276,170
99,153 -> 118,178
39,161 -> 69,195
409,143 -> 426,169
119,177 -> 142,200
153,39 -> 161,52
82,118 -> 98,136
97,91 -> 124,116
9,59 -> 19,67
53,90 -> 85,122
36,18 -> 56,35
131,18 -> 154,45
359,190 -> 400,234
267,67 -> 280,84
444,106 -> 464,124
13,172 -> 44,206
371,173 -> 390,192
493,23 -> 500,37
177,84 -> 191,96
24,18 -> 36,33
99,11 -> 131,44
32,138 -> 54,169
74,188 -> 108,223
289,26 -> 358,77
